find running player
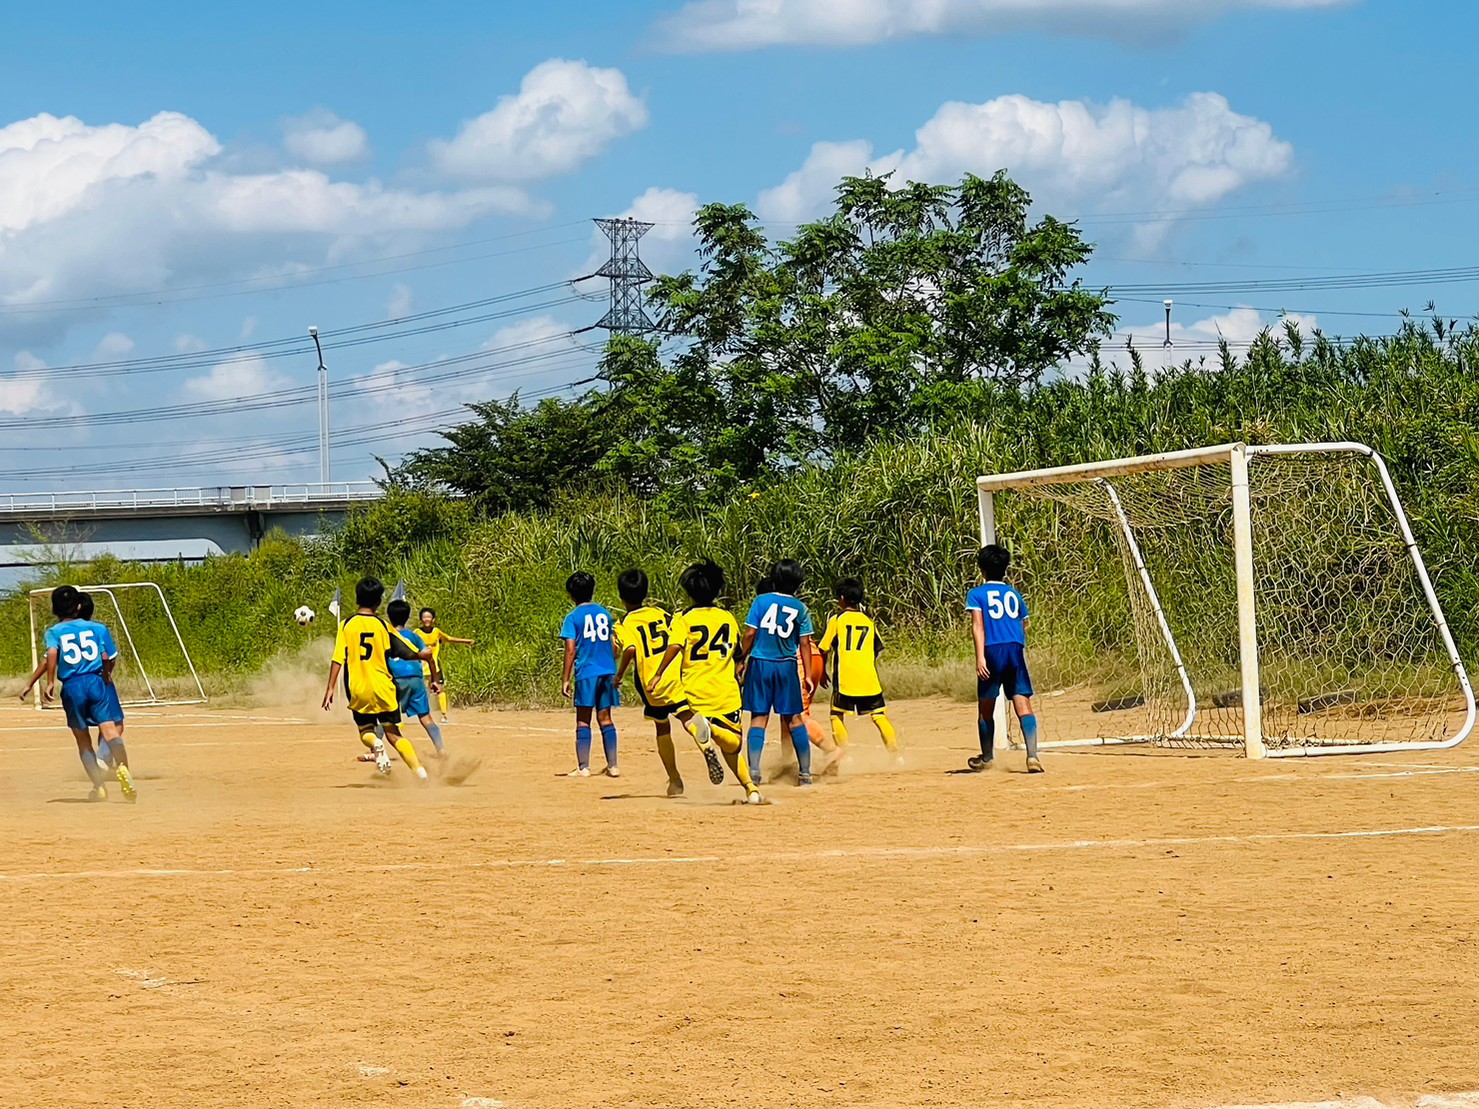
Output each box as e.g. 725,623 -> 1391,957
388,600 -> 446,758
967,544 -> 1043,773
740,559 -> 820,785
818,578 -> 901,762
417,608 -> 474,723
559,572 -> 620,778
613,568 -> 722,796
77,591 -> 126,770
651,561 -> 762,804
754,574 -> 837,781
18,585 -> 135,801
322,577 -> 434,781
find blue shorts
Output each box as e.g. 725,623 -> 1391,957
573,674 -> 620,711
394,675 -> 431,719
742,657 -> 804,716
60,673 -> 113,731
979,643 -> 1033,699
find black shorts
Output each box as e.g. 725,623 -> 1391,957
351,709 -> 401,728
634,680 -> 690,722
832,691 -> 886,714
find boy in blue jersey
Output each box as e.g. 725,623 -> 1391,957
559,571 -> 621,778
18,585 -> 136,801
387,600 -> 446,757
77,592 -> 125,770
966,544 -> 1043,774
740,559 -> 821,785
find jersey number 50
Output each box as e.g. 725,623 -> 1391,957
985,589 -> 1021,620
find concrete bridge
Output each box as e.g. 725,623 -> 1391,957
0,483 -> 382,560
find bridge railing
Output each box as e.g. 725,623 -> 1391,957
0,483 -> 383,515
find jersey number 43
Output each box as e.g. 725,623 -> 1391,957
758,604 -> 797,638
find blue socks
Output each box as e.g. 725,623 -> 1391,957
1020,714 -> 1039,759
600,723 -> 619,769
791,723 -> 812,777
977,715 -> 995,758
425,721 -> 445,753
746,726 -> 766,779
79,746 -> 105,787
575,725 -> 592,769
95,738 -> 112,766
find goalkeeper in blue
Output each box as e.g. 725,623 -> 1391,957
966,544 -> 1044,774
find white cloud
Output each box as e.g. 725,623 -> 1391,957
91,332 -> 134,359
655,0 -> 1349,51
0,110 -> 540,342
183,354 -> 292,401
757,93 -> 1292,246
0,352 -> 78,416
282,109 -> 369,166
428,59 -> 649,182
386,282 -> 413,319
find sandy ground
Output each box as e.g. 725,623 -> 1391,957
1,693 -> 1477,1109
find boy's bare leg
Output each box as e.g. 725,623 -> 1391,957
655,721 -> 683,795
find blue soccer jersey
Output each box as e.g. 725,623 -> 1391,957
44,619 -> 118,682
744,592 -> 815,661
967,582 -> 1029,646
561,602 -> 617,679
388,627 -> 425,678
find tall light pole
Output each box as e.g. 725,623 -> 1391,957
1163,299 -> 1174,350
309,326 -> 330,485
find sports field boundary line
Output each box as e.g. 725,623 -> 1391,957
3,822 -> 1476,883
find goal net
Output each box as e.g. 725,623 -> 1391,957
28,582 -> 207,709
978,442 -> 1473,758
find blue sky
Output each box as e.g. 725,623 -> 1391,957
1,0 -> 1476,495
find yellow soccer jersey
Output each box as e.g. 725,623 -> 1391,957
615,605 -> 685,707
819,610 -> 884,698
671,607 -> 741,716
334,613 -> 419,714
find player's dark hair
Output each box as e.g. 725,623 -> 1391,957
617,568 -> 649,606
566,571 -> 596,604
387,599 -> 411,626
50,585 -> 81,620
979,544 -> 1011,581
835,578 -> 864,607
78,592 -> 95,620
681,561 -> 723,607
420,607 -> 435,619
355,576 -> 385,609
755,574 -> 774,594
771,559 -> 804,594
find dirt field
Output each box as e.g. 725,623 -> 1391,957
1,694 -> 1477,1109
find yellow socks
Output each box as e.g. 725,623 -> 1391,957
830,711 -> 850,748
359,730 -> 379,751
391,735 -> 423,773
872,711 -> 898,752
438,691 -> 449,716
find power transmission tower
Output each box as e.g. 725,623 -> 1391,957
594,217 -> 655,335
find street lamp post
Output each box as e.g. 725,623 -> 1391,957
1163,299 -> 1174,350
309,326 -> 329,485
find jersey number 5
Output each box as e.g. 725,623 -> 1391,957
359,631 -> 376,660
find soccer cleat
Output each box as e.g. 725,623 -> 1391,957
440,717 -> 450,725
797,772 -> 813,787
116,765 -> 137,802
414,766 -> 430,781
702,744 -> 725,786
745,788 -> 764,805
691,714 -> 713,748
564,767 -> 591,778
357,751 -> 379,763
88,785 -> 107,802
603,766 -> 620,778
1026,757 -> 1045,774
966,755 -> 993,773
375,752 -> 393,776
666,779 -> 684,797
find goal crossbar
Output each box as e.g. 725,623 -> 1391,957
977,441 -> 1475,759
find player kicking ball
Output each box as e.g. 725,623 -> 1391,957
18,585 -> 136,801
966,545 -> 1043,774
322,577 -> 435,781
613,568 -> 723,797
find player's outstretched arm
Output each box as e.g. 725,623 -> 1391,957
800,634 -> 817,695
18,651 -> 51,700
560,638 -> 576,699
322,661 -> 343,710
446,634 -> 475,646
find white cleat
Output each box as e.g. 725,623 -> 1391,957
564,767 -> 591,778
414,766 -> 429,781
375,754 -> 393,776
603,766 -> 620,778
745,788 -> 764,805
88,785 -> 108,802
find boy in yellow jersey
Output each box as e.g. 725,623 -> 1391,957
323,577 -> 435,781
417,607 -> 475,723
651,561 -> 763,805
613,568 -> 724,797
818,578 -> 901,763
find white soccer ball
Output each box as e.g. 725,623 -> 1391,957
294,606 -> 315,626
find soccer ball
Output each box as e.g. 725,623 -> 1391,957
294,606 -> 315,626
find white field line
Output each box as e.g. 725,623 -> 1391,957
2,823 -> 1476,884
1212,1094 -> 1479,1109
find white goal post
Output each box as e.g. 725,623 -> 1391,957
977,442 -> 1475,759
28,582 -> 207,709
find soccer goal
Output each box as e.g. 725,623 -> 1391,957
28,582 -> 207,709
977,442 -> 1473,758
